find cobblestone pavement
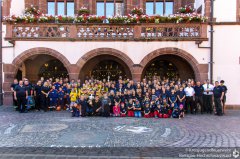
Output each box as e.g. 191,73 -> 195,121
0,106 -> 239,158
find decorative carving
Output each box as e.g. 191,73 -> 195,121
77,25 -> 134,40
13,25 -> 70,38
7,23 -> 206,41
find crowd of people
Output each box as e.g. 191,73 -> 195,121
12,76 -> 228,119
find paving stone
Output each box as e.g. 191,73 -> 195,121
0,106 -> 239,158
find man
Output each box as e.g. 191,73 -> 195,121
34,80 -> 42,111
202,79 -> 214,114
184,83 -> 195,114
213,81 -> 224,116
11,79 -> 18,108
194,81 -> 204,114
24,79 -> 34,110
14,80 -> 28,113
220,80 -> 228,114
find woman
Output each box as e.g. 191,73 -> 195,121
41,81 -> 50,112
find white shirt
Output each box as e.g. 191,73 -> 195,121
202,83 -> 214,95
184,87 -> 195,97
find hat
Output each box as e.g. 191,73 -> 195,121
220,80 -> 225,83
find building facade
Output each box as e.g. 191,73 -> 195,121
1,0 -> 240,108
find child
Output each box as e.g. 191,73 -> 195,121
144,102 -> 151,118
127,99 -> 134,117
179,104 -> 185,119
133,100 -> 142,117
58,87 -> 65,110
78,95 -> 87,117
69,88 -> 78,111
72,102 -> 80,117
172,105 -> 180,118
48,85 -> 58,110
150,100 -> 157,117
120,102 -> 127,117
154,103 -> 161,118
169,89 -> 177,116
160,98 -> 170,118
113,102 -> 120,117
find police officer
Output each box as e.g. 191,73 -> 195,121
220,80 -> 228,114
14,80 -> 28,113
213,81 -> 224,116
194,81 -> 204,114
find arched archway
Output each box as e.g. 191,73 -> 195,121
12,47 -> 71,82
139,48 -> 208,82
77,48 -> 134,81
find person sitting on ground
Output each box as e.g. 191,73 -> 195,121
133,99 -> 142,118
113,102 -> 120,117
120,102 -> 127,117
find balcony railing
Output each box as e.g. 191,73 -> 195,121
5,23 -> 208,42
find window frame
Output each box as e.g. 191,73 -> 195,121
47,0 -> 75,16
146,0 -> 174,16
96,0 -> 124,17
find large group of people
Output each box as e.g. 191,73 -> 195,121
11,76 -> 228,119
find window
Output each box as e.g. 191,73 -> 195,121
96,0 -> 124,17
47,0 -> 75,16
146,0 -> 173,16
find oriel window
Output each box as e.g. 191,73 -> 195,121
146,0 -> 173,16
96,0 -> 124,17
47,0 -> 75,16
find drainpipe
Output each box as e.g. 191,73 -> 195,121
0,0 -> 3,106
210,0 -> 214,83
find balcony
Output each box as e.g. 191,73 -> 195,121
5,23 -> 208,42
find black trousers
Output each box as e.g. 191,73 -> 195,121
12,93 -> 18,106
35,95 -> 42,110
186,96 -> 195,113
17,96 -> 26,112
41,95 -> 49,111
195,96 -> 204,113
203,95 -> 213,113
214,97 -> 222,115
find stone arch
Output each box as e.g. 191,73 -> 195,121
76,48 -> 135,80
139,47 -> 208,82
12,47 -> 72,76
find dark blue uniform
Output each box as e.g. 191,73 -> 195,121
58,90 -> 65,109
194,85 -> 204,113
15,85 -> 27,113
49,89 -> 58,108
213,86 -> 223,116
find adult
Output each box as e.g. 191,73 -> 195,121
14,80 -> 28,113
184,82 -> 195,114
11,79 -> 18,107
220,80 -> 228,114
41,81 -> 50,112
34,80 -> 42,111
194,81 -> 204,114
213,81 -> 224,116
202,79 -> 214,114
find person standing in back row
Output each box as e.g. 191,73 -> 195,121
213,81 -> 224,116
14,80 -> 28,113
220,80 -> 228,114
203,79 -> 214,114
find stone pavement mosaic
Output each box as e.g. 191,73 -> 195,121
0,106 -> 239,158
